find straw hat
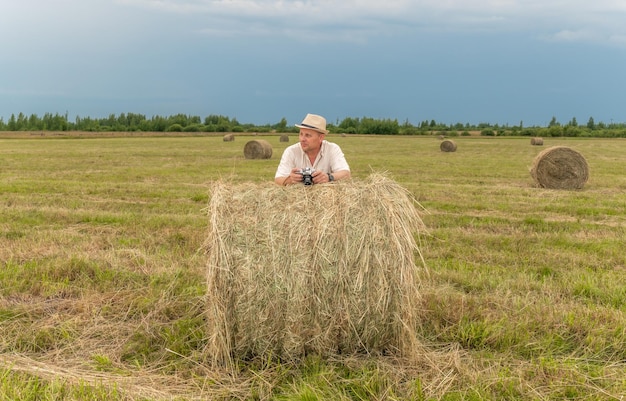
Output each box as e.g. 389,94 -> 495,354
295,113 -> 329,135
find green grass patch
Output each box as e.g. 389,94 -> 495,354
1,134 -> 625,399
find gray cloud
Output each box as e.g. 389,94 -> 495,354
109,0 -> 626,46
3,0 -> 625,47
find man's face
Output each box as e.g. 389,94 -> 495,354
299,128 -> 324,153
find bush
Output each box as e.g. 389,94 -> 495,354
400,126 -> 420,135
183,124 -> 202,132
166,124 -> 183,132
360,118 -> 399,135
520,129 -> 537,137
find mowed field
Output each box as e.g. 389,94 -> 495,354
1,133 -> 625,400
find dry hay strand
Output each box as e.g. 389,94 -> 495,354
223,133 -> 235,142
204,173 -> 428,368
279,134 -> 289,142
243,139 -> 273,159
530,146 -> 589,189
0,353 -> 216,401
440,139 -> 457,152
530,137 -> 544,146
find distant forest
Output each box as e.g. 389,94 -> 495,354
1,112 -> 625,137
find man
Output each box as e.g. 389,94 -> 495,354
274,113 -> 351,186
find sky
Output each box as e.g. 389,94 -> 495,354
1,0 -> 625,127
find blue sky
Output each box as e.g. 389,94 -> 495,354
1,0 -> 625,127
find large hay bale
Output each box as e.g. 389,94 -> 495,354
531,137 -> 544,146
279,134 -> 289,142
440,139 -> 457,152
204,174 -> 427,368
243,139 -> 273,159
530,146 -> 589,189
223,133 -> 235,142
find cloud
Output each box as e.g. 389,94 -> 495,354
5,0 -> 624,47
118,0 -> 411,17
609,34 -> 626,46
111,0 -> 626,47
544,29 -> 602,43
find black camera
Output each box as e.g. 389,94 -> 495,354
300,167 -> 314,186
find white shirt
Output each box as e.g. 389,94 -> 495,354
275,140 -> 350,178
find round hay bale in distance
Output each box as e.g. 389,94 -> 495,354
440,139 -> 457,152
279,134 -> 289,142
530,146 -> 589,189
223,133 -> 235,142
531,137 -> 544,146
243,139 -> 273,159
204,174 -> 427,368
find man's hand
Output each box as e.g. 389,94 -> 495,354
312,170 -> 330,184
287,168 -> 304,185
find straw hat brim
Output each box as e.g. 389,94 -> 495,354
295,124 -> 329,135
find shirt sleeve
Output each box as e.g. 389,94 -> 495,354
275,145 -> 297,178
328,143 -> 350,173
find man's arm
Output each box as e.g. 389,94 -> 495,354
275,175 -> 293,185
332,170 -> 351,181
275,146 -> 298,185
275,168 -> 303,186
327,143 -> 350,182
311,168 -> 350,184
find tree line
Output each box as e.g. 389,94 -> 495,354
1,112 -> 625,138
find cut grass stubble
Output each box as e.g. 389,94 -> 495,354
1,134 -> 625,399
